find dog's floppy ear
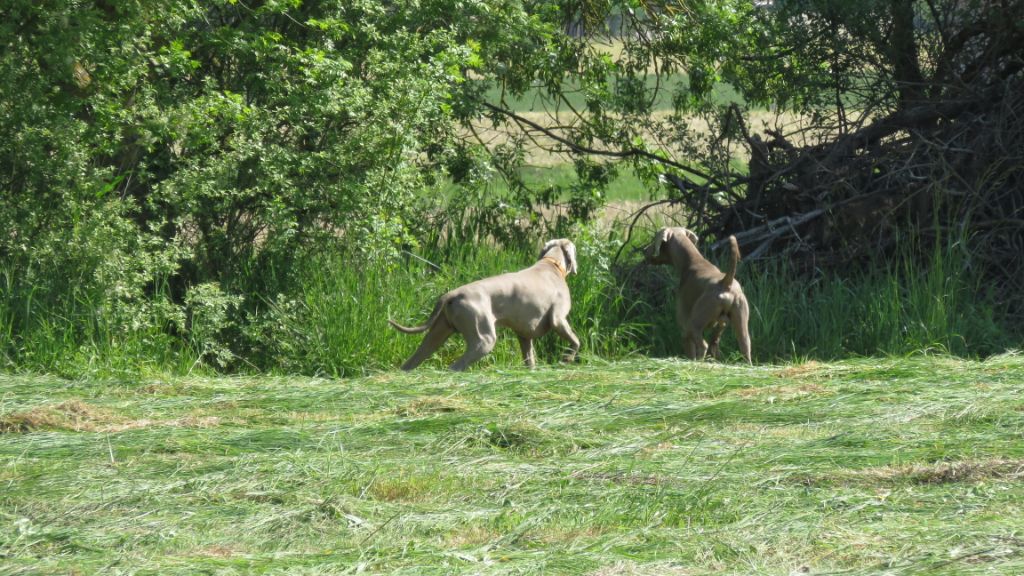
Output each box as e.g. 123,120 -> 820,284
651,228 -> 672,258
541,239 -> 578,275
562,240 -> 578,275
682,228 -> 699,245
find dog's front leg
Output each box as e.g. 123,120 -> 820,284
682,334 -> 698,360
553,319 -> 581,363
517,335 -> 536,368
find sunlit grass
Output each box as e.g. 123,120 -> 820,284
2,355 -> 1023,574
3,227 -> 1015,377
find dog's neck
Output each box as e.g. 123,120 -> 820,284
540,256 -> 568,278
666,237 -> 709,273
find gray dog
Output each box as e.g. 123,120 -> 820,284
645,227 -> 752,363
389,239 -> 581,371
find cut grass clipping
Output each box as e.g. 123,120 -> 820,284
2,355 -> 1023,574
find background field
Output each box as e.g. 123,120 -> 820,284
3,355 -> 1023,574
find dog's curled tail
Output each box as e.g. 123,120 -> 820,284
388,297 -> 447,334
719,235 -> 741,288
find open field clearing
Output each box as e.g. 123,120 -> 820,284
466,108 -> 799,168
2,355 -> 1024,574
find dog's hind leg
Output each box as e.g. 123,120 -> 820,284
449,329 -> 496,371
400,320 -> 454,371
707,320 -> 728,360
687,293 -> 726,361
730,298 -> 752,364
448,306 -> 497,371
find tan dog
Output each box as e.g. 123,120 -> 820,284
389,239 -> 581,371
645,227 -> 751,363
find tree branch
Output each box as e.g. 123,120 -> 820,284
479,102 -> 733,189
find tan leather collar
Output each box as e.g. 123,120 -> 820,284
541,256 -> 567,278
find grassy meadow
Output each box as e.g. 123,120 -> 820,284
5,9 -> 1023,576
3,355 -> 1023,574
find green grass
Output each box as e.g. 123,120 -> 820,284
621,229 -> 1014,362
2,355 -> 1024,574
484,73 -> 746,115
293,239 -> 642,377
432,165 -> 656,205
3,229 -> 1016,377
514,165 -> 652,203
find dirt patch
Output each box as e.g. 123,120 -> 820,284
735,382 -> 828,401
99,415 -> 225,432
588,561 -> 696,576
444,525 -> 503,548
0,400 -> 115,433
773,361 -> 824,379
0,401 -> 228,434
283,411 -> 338,423
192,545 -> 244,558
571,470 -> 664,486
798,458 -> 1024,487
874,459 -> 1024,485
394,396 -> 464,417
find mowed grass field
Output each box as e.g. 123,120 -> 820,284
3,355 -> 1024,574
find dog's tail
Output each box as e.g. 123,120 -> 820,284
388,297 -> 446,334
719,235 -> 741,288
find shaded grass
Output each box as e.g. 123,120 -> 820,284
2,355 -> 1023,574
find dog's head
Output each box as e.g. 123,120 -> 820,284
644,227 -> 699,264
539,238 -> 578,276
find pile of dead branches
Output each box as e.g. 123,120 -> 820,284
657,10 -> 1024,315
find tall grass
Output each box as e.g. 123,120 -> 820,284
277,225 -> 1015,375
714,233 -> 1010,361
0,228 -> 1016,377
0,264 -> 198,377
287,236 -> 645,376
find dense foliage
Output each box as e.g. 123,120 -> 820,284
0,0 -> 550,372
2,0 -> 488,280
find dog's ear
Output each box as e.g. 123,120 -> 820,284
651,228 -> 671,257
562,240 -> 578,275
682,228 -> 699,245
